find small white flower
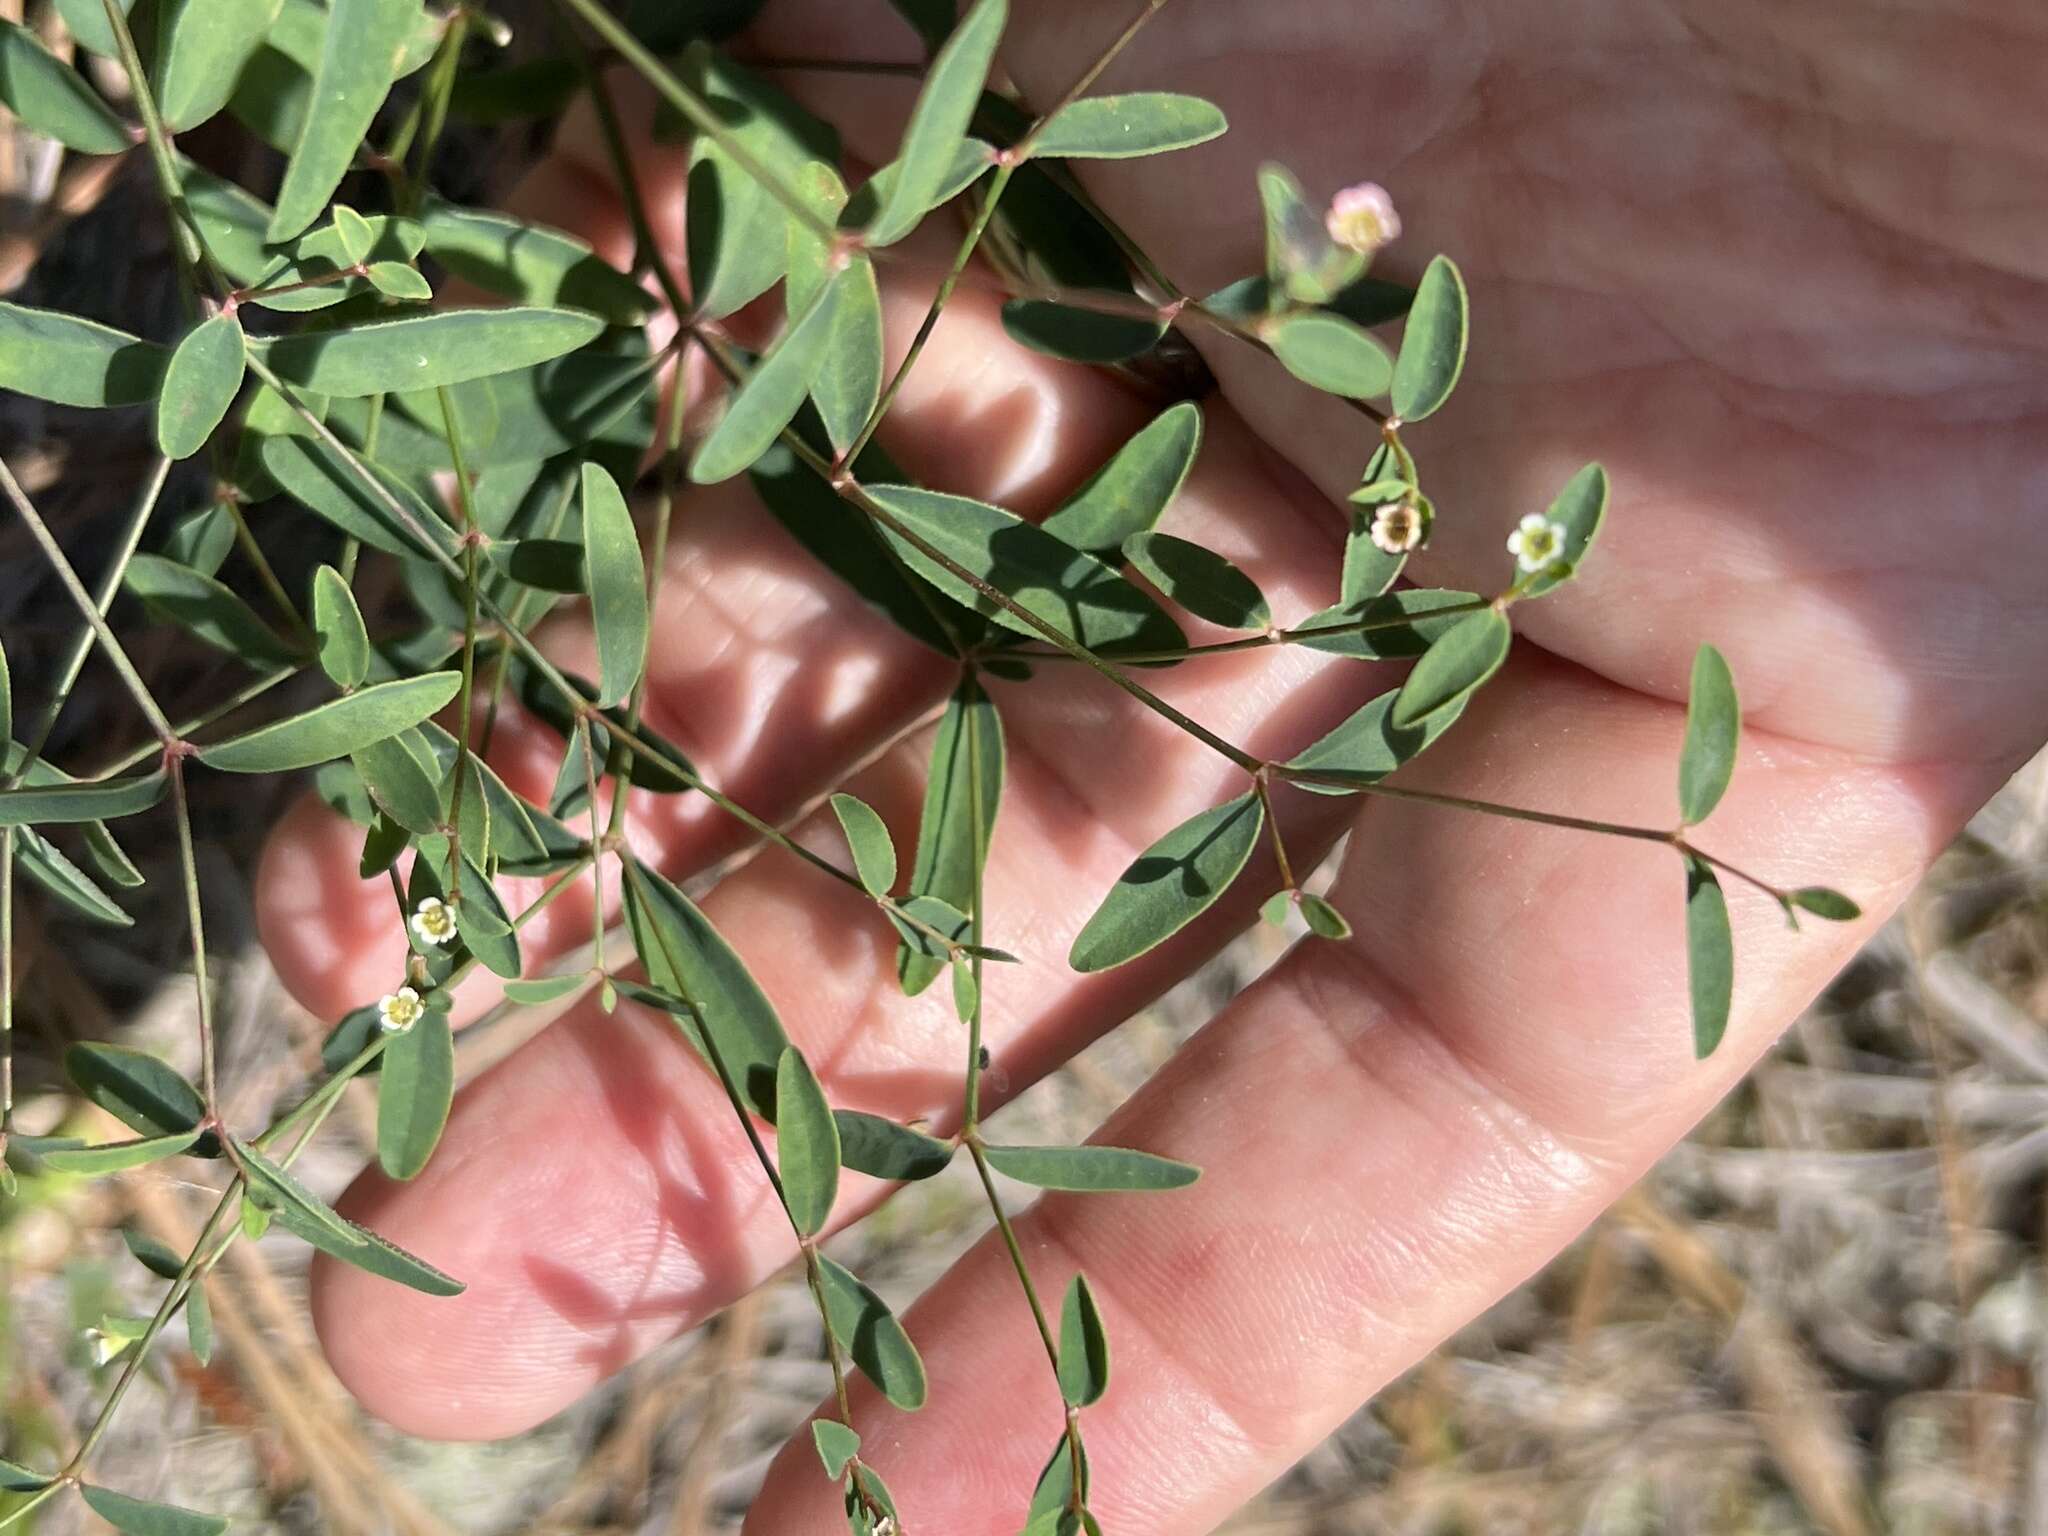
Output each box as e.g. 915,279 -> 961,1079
377,985 -> 425,1034
1325,181 -> 1401,255
1369,502 -> 1426,555
409,896 -> 458,947
1506,513 -> 1567,574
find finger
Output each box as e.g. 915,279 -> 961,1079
740,649 -> 1985,1536
307,407 -> 1378,1439
255,276 -> 1155,1027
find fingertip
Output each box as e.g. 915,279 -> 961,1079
257,792 -> 408,1024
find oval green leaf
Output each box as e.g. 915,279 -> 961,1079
0,19 -> 128,151
262,308 -> 606,397
1299,892 -> 1352,940
1390,255 -> 1468,422
982,1143 -> 1201,1191
775,1046 -> 840,1237
1069,792 -> 1264,973
260,432 -> 456,561
865,484 -> 1186,656
897,677 -> 1003,994
1678,643 -> 1739,826
1040,402 -> 1202,555
377,1008 -> 454,1180
1266,310 -> 1394,399
863,0 -> 1005,246
1390,608 -> 1511,729
41,1127 -> 203,1175
198,671 -> 461,773
1122,531 -> 1269,630
813,1419 -> 861,1479
0,302 -> 165,407
63,1043 -> 207,1139
125,552 -> 296,666
351,733 -> 443,835
581,462 -> 648,707
1057,1273 -> 1109,1406
1029,92 -> 1226,160
154,0 -> 283,131
79,1485 -> 227,1536
419,197 -> 650,323
1684,856 -> 1734,1058
1293,588 -> 1482,661
1788,886 -> 1860,924
1284,687 -> 1466,795
503,973 -> 589,1005
266,0 -> 419,241
816,1253 -> 928,1409
833,1110 -> 953,1182
830,793 -> 896,896
311,565 -> 369,689
156,313 -> 247,460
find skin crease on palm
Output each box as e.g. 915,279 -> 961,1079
244,1 -> 2048,1530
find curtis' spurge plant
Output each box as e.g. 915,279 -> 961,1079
0,0 -> 1859,1530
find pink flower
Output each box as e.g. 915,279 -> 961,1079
1326,182 -> 1401,255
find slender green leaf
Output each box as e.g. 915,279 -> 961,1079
831,793 -> 896,896
1293,588 -> 1482,661
266,0 -> 419,241
1390,254 -> 1468,422
775,1046 -> 840,1236
814,254 -> 883,455
311,565 -> 369,688
199,671 -> 461,773
0,19 -> 127,151
351,733 -> 443,834
840,137 -> 990,231
1030,92 -> 1226,159
234,1136 -> 367,1247
0,769 -> 165,827
1058,1273 -> 1109,1406
834,1110 -> 952,1182
1684,856 -> 1734,1057
898,678 -> 1002,993
581,462 -> 648,707
864,0 -> 1004,246
983,1144 -> 1200,1191
65,1043 -> 205,1140
1040,402 -> 1202,554
1519,462 -> 1609,598
454,856 -> 521,979
259,432 -> 457,560
816,1254 -> 928,1409
17,826 -> 132,925
120,1228 -> 185,1278
0,635 -> 9,745
156,313 -> 247,460
622,855 -> 791,1119
1259,162 -> 1360,305
1000,298 -> 1165,365
377,1008 -> 453,1180
1122,531 -> 1269,630
125,553 -> 296,666
1070,793 -> 1263,972
262,307 -> 606,397
1028,1433 -> 1088,1524
418,197 -> 651,323
1285,687 -> 1466,794
813,1420 -> 861,1479
1266,310 -> 1394,399
691,274 -> 846,484
0,302 -> 165,407
41,1127 -> 203,1175
266,1195 -> 464,1294
1390,609 -> 1511,728
1678,643 -> 1739,825
185,1278 -> 215,1363
502,973 -> 588,1005
154,0 -> 283,131
865,484 -> 1186,654
78,1485 -> 226,1536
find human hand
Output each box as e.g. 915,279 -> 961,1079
255,2 -> 2048,1530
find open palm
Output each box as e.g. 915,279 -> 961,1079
253,3 -> 2048,1531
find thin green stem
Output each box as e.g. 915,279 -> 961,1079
963,668 -> 991,1130
166,762 -> 219,1110
1008,597 -> 1494,666
219,497 -> 313,644
436,385 -> 483,907
91,665 -> 297,779
2,828 -> 13,1137
965,1137 -> 1061,1371
403,11 -> 469,213
0,459 -> 174,742
2,455 -> 170,787
1254,776 -> 1296,892
579,716 -> 607,978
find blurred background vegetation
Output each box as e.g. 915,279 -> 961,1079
5,4 -> 2047,1531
